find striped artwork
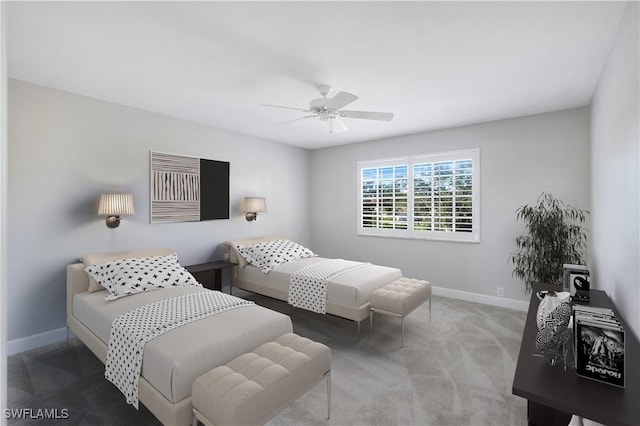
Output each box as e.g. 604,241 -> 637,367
151,152 -> 200,222
150,151 -> 230,223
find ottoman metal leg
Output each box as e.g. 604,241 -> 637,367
369,310 -> 374,334
326,371 -> 331,419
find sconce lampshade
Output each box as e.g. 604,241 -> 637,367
243,197 -> 266,221
98,193 -> 135,228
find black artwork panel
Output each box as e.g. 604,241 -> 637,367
200,159 -> 230,220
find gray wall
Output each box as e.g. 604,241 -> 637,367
7,80 -> 310,348
591,2 -> 639,339
309,108 -> 591,306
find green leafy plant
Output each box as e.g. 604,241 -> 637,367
510,192 -> 588,293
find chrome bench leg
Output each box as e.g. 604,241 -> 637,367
325,371 -> 331,419
369,310 -> 374,336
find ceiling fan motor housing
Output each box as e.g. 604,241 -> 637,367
318,84 -> 332,97
310,96 -> 339,120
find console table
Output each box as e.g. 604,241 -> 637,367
512,283 -> 639,426
185,260 -> 237,292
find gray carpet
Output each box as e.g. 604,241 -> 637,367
7,292 -> 528,425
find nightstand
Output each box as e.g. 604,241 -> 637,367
185,260 -> 237,292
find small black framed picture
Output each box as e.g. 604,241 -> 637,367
563,264 -> 590,300
570,272 -> 590,301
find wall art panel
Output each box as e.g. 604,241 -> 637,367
150,151 -> 229,223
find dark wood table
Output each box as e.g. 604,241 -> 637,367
185,260 -> 237,292
512,283 -> 639,426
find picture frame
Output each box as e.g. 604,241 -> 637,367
563,264 -> 589,298
570,272 -> 590,297
150,151 -> 230,223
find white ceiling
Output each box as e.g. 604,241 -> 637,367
7,1 -> 628,150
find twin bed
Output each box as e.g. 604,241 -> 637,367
225,236 -> 403,329
66,238 -> 402,425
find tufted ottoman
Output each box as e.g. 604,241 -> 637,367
191,333 -> 331,426
369,278 -> 432,347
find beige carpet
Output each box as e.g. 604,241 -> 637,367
251,292 -> 528,426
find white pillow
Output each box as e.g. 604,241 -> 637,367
84,253 -> 201,300
225,236 -> 287,267
82,247 -> 175,292
236,239 -> 315,274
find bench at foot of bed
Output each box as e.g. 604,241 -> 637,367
191,333 -> 331,426
369,277 -> 432,348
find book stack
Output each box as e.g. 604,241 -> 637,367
574,305 -> 625,387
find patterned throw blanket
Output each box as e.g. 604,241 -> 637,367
288,259 -> 369,314
105,290 -> 255,408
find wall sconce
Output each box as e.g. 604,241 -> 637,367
98,193 -> 135,228
243,197 -> 266,221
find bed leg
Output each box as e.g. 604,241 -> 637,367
325,370 -> 331,419
356,320 -> 361,340
66,327 -> 70,346
429,296 -> 432,322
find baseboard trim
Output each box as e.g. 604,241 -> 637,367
432,286 -> 529,312
7,327 -> 74,356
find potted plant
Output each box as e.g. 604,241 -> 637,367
510,192 -> 588,293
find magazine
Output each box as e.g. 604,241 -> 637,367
574,311 -> 625,388
573,305 -> 614,316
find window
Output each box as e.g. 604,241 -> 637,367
358,148 -> 479,242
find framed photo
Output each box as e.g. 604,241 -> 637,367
563,264 -> 589,296
569,272 -> 590,296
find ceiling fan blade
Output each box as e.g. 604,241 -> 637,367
329,116 -> 348,134
274,115 -> 316,126
260,104 -> 309,112
339,110 -> 394,121
326,91 -> 358,110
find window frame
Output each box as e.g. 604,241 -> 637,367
357,148 -> 480,243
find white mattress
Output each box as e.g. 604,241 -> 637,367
236,256 -> 403,307
73,287 -> 293,403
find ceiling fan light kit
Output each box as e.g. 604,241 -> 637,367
263,85 -> 394,134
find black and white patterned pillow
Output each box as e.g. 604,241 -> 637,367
85,253 -> 202,301
236,239 -> 315,274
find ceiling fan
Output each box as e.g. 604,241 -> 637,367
261,85 -> 394,134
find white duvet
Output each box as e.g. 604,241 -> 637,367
236,256 -> 403,308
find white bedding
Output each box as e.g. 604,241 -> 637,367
73,287 -> 293,403
236,256 -> 402,308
